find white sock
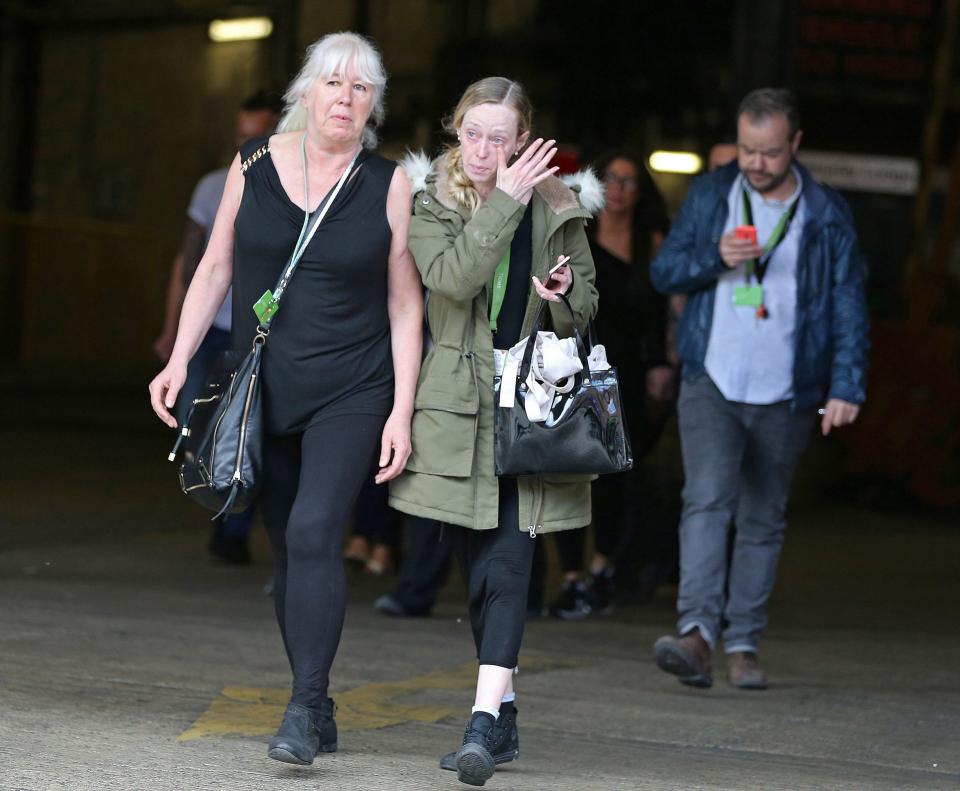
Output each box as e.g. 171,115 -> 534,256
471,705 -> 499,720
500,692 -> 516,704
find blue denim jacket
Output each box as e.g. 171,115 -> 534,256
650,161 -> 869,412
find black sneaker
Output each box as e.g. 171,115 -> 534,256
548,580 -> 591,620
440,702 -> 519,772
452,711 -> 497,786
267,699 -> 337,765
584,566 -> 615,615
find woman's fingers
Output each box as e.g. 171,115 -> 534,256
531,275 -> 561,302
378,432 -> 393,469
149,378 -> 178,428
524,140 -> 556,172
513,137 -> 544,169
496,138 -> 557,201
530,141 -> 557,170
528,166 -> 560,189
375,441 -> 410,483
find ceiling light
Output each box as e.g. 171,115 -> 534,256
649,151 -> 703,175
209,17 -> 273,43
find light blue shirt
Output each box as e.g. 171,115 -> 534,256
187,168 -> 232,332
704,166 -> 804,405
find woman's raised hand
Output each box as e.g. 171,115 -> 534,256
496,138 -> 559,205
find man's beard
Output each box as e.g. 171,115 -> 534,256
747,166 -> 791,195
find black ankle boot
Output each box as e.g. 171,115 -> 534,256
267,699 -> 337,765
440,702 -> 519,772
451,711 -> 497,786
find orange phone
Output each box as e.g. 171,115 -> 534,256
735,225 -> 758,245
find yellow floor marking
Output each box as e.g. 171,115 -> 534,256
178,653 -> 576,742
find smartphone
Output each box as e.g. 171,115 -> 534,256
545,258 -> 568,287
735,225 -> 758,245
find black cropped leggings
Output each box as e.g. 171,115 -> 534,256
259,413 -> 384,711
455,479 -> 537,669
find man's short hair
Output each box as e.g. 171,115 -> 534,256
737,88 -> 801,140
241,90 -> 284,116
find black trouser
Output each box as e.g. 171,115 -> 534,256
391,516 -> 453,614
554,467 -> 645,573
260,413 -> 384,711
455,479 -> 536,669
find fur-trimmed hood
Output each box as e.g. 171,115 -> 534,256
399,150 -> 604,216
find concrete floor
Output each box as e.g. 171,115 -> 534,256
1,409 -> 959,790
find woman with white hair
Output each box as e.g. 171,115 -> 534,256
149,32 -> 422,764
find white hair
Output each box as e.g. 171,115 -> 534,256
277,32 -> 387,149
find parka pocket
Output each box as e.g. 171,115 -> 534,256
537,474 -> 594,527
406,345 -> 479,478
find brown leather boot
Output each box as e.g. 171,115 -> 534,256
653,629 -> 713,688
727,651 -> 768,690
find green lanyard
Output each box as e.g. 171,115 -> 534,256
741,187 -> 800,286
488,249 -> 510,332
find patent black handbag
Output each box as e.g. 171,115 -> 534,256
167,141 -> 359,518
493,294 -> 633,477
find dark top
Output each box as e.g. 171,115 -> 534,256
491,203 -> 533,350
231,137 -> 397,435
588,223 -> 667,374
588,230 -> 669,452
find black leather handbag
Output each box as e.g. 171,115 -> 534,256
171,338 -> 265,518
494,294 -> 633,477
168,141 -> 358,518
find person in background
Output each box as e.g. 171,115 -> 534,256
373,516 -> 453,616
390,76 -> 599,785
548,150 -> 674,619
152,90 -> 283,563
650,88 -> 868,690
150,32 -> 422,764
344,475 -> 403,575
708,142 -> 738,171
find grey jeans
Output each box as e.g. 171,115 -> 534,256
676,373 -> 813,652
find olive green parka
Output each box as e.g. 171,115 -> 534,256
388,153 -> 602,534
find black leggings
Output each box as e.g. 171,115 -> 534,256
455,479 -> 536,669
259,413 -> 384,711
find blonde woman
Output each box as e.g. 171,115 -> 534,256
391,77 -> 601,785
149,32 -> 422,765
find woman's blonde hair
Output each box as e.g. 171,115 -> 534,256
278,32 -> 387,149
440,77 -> 533,214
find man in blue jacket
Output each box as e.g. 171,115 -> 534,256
650,88 -> 869,690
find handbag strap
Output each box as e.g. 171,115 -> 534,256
517,293 -> 590,388
254,136 -> 362,332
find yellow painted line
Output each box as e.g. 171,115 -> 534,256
178,653 -> 577,742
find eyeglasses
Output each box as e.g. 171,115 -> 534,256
602,173 -> 638,189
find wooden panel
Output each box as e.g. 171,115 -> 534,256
3,213 -> 164,366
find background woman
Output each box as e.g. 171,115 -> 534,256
390,76 -> 600,786
148,32 -> 422,766
549,150 -> 675,618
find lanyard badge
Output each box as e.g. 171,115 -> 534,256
735,186 -> 799,320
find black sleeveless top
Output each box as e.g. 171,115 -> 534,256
231,137 -> 397,435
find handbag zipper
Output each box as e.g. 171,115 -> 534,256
232,371 -> 258,484
208,370 -> 237,474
